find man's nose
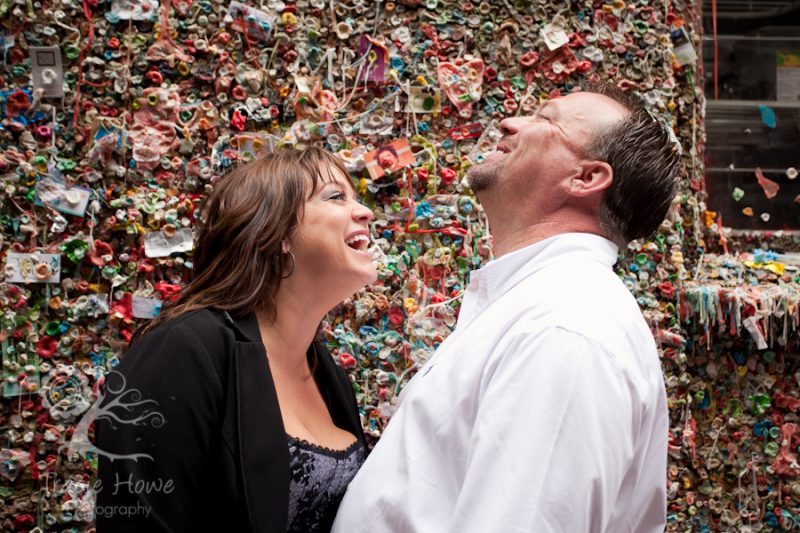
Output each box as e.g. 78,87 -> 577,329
498,117 -> 523,136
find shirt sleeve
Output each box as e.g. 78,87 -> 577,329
448,326 -> 639,533
94,322 -> 224,532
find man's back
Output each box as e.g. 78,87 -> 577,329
333,233 -> 668,532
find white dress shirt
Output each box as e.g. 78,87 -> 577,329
333,233 -> 668,533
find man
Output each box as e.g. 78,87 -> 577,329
333,84 -> 681,532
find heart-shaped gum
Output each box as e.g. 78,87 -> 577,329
436,56 -> 485,118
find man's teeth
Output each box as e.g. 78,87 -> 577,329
345,235 -> 369,246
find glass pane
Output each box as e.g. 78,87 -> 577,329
701,2 -> 800,230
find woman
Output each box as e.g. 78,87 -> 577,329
95,147 -> 376,532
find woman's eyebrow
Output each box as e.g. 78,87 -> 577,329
325,180 -> 353,196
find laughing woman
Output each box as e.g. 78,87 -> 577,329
95,147 -> 376,532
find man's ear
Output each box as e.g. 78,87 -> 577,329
568,161 -> 613,198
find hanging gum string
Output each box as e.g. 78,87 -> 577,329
71,0 -> 96,129
716,213 -> 729,255
119,16 -> 134,182
49,106 -> 56,159
8,197 -> 38,252
263,32 -> 288,73
52,11 -> 82,45
711,0 -> 718,99
337,42 -> 372,112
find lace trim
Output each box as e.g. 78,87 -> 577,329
286,434 -> 363,459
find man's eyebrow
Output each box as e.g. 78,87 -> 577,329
540,101 -> 558,117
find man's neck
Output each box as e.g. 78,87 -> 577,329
488,212 -> 607,258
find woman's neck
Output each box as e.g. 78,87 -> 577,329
255,285 -> 329,376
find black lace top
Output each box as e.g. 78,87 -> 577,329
286,434 -> 367,532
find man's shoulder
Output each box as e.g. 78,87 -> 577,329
509,269 -> 659,372
512,260 -> 640,321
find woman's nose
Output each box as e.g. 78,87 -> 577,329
353,201 -> 374,223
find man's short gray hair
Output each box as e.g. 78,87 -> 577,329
583,83 -> 682,247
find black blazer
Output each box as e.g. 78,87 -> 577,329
95,309 -> 365,532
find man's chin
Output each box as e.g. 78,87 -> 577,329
466,175 -> 491,193
467,162 -> 501,193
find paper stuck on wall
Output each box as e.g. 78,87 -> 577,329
405,86 -> 441,113
226,1 -> 276,42
35,178 -> 91,217
777,51 -> 800,102
132,295 -> 163,319
110,0 -> 158,20
4,253 -> 61,283
364,139 -> 416,180
144,228 -> 194,258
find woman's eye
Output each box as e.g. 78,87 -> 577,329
328,191 -> 346,200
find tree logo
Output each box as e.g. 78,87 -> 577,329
42,368 -> 166,462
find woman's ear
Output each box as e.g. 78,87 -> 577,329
569,161 -> 614,198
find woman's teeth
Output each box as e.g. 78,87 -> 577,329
345,235 -> 369,250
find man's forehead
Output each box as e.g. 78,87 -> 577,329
536,93 -> 627,131
556,92 -> 628,118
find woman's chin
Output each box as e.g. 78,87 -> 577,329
349,264 -> 378,292
364,264 -> 379,284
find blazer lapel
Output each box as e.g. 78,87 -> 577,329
313,343 -> 365,443
222,311 -> 364,531
226,311 -> 290,533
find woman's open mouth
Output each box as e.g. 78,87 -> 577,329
345,234 -> 370,252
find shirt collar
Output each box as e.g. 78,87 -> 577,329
467,232 -> 619,304
222,309 -> 262,343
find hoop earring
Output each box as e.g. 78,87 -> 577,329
281,251 -> 295,279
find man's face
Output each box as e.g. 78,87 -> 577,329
467,92 -> 628,201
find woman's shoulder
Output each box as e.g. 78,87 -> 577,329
158,307 -> 231,333
142,307 -> 233,334
126,308 -> 237,366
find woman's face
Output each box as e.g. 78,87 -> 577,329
288,166 -> 377,300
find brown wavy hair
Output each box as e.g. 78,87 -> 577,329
136,147 -> 353,338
